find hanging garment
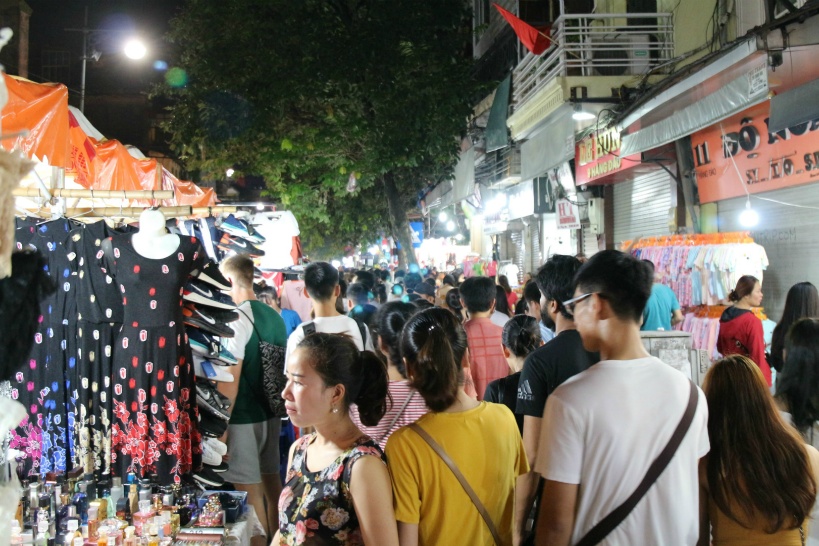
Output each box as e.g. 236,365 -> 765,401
10,218 -> 76,477
65,221 -> 126,477
99,234 -> 206,484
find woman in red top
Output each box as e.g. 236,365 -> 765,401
717,275 -> 771,385
499,274 -> 518,310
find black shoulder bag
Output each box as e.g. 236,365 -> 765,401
574,380 -> 699,546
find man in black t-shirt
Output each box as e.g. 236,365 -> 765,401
514,255 -> 599,545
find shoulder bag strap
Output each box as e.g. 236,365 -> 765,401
575,380 -> 699,546
409,423 -> 503,546
376,391 -> 415,444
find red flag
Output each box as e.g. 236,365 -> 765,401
493,3 -> 551,55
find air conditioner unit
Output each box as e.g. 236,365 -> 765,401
589,35 -> 651,76
588,197 -> 605,234
774,0 -> 806,19
736,0 -> 766,36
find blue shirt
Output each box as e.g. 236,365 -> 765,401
281,308 -> 302,337
540,322 -> 555,343
642,284 -> 680,331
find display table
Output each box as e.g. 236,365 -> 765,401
225,505 -> 266,546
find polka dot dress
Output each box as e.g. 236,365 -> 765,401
65,221 -> 125,477
99,233 -> 205,484
10,218 -> 76,477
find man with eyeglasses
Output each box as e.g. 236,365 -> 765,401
514,255 -> 599,545
533,250 -> 709,546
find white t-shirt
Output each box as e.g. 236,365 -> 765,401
284,315 -> 374,369
491,311 -> 510,328
536,356 -> 709,546
224,301 -> 254,361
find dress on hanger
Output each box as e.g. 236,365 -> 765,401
10,217 -> 76,477
65,221 -> 125,477
99,233 -> 206,484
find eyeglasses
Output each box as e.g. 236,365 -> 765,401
562,292 -> 595,315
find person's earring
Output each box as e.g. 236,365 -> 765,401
332,406 -> 339,414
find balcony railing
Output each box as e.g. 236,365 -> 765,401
475,144 -> 521,189
512,13 -> 674,109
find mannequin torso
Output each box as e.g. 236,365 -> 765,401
131,209 -> 180,259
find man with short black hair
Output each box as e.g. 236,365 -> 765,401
413,281 -> 436,305
514,255 -> 598,544
534,251 -> 708,545
347,282 -> 377,346
285,262 -> 373,367
460,276 -> 507,400
523,280 -> 555,343
404,271 -> 423,295
352,269 -> 376,292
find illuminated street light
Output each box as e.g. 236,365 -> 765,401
446,220 -> 455,232
226,168 -> 235,178
123,38 -> 147,60
438,211 -> 448,222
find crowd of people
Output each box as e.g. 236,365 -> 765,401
215,251 -> 819,546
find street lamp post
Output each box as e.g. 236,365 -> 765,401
66,6 -> 147,113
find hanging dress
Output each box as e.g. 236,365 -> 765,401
65,221 -> 125,477
10,218 -> 76,477
99,233 -> 205,484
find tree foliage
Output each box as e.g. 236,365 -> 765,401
162,0 -> 481,260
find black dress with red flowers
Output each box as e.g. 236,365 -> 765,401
99,233 -> 205,484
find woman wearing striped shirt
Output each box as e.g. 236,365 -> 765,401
350,302 -> 429,449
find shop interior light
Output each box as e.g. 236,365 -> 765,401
572,103 -> 595,121
446,220 -> 456,232
255,203 -> 265,211
455,233 -> 464,241
438,211 -> 448,222
739,199 -> 759,227
485,195 -> 507,215
226,168 -> 235,178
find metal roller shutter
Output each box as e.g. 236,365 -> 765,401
613,170 -> 674,244
526,216 -> 543,275
717,183 -> 819,320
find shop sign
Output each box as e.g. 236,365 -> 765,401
692,101 -> 819,203
409,222 -> 424,248
556,199 -> 580,230
575,127 -> 640,186
506,180 -> 535,220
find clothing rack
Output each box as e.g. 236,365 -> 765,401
13,188 -> 175,200
19,205 -> 238,218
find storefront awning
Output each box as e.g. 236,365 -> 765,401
485,75 -> 511,153
452,147 -> 476,203
520,104 -> 575,182
768,77 -> 819,133
619,38 -> 768,156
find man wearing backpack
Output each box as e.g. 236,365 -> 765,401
284,262 -> 373,368
220,254 -> 287,545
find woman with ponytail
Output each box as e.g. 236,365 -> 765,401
716,275 -> 771,385
484,315 -> 543,434
386,308 -> 528,546
274,333 -> 398,546
350,302 -> 430,449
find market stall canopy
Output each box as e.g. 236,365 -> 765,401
1,75 -> 70,167
2,74 -> 215,209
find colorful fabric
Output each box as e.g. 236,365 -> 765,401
350,380 -> 429,450
278,433 -> 385,545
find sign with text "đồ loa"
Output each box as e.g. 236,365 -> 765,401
575,127 -> 641,186
691,101 -> 819,203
